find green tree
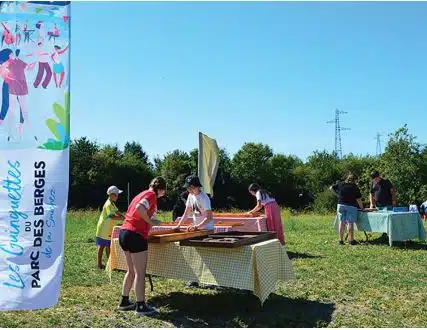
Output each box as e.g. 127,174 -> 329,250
189,148 -> 198,174
212,149 -> 234,209
115,153 -> 154,209
231,143 -> 274,208
268,154 -> 303,208
231,143 -> 273,183
124,141 -> 150,165
292,164 -> 312,209
313,188 -> 338,214
340,153 -> 379,206
305,150 -> 342,195
379,125 -> 424,205
419,147 -> 427,203
158,150 -> 192,206
69,137 -> 100,208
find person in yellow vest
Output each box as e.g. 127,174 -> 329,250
96,186 -> 124,269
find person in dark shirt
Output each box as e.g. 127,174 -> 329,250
369,171 -> 396,211
420,200 -> 427,222
172,191 -> 189,221
330,174 -> 364,245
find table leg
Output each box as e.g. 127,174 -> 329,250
346,231 -> 368,242
363,231 -> 368,242
148,274 -> 154,291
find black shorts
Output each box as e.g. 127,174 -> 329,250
119,229 -> 148,253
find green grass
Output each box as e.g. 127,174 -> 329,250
1,210 -> 426,327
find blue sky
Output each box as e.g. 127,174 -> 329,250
70,1 -> 427,161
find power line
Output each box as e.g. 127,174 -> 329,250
326,109 -> 350,159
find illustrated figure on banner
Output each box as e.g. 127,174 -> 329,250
48,23 -> 60,42
0,14 -> 69,144
1,22 -> 15,47
36,21 -> 45,43
23,20 -> 30,43
0,48 -> 23,132
26,42 -> 52,88
51,43 -> 68,88
0,48 -> 36,141
15,24 -> 22,46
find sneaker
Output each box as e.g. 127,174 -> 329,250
118,300 -> 136,312
349,240 -> 358,245
338,240 -> 345,245
135,302 -> 157,317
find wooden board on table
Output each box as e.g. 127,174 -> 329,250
180,231 -> 277,248
148,229 -> 214,243
158,221 -> 245,227
212,213 -> 263,218
213,221 -> 244,226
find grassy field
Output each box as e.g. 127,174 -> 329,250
1,210 -> 426,327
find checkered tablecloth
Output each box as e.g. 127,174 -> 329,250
106,237 -> 294,305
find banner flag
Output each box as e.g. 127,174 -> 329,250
0,1 -> 71,311
198,132 -> 219,197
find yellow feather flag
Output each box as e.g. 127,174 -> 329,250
198,132 -> 220,197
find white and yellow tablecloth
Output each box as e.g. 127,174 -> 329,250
106,238 -> 294,305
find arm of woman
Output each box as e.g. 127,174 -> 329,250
174,206 -> 190,229
58,45 -> 69,55
194,210 -> 213,230
136,204 -> 155,226
112,211 -> 124,220
369,193 -> 375,209
247,201 -> 263,215
356,198 -> 364,210
25,62 -> 37,71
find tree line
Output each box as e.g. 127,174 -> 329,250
69,125 -> 427,213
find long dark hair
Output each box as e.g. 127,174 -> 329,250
149,177 -> 167,196
248,183 -> 274,200
0,48 -> 12,65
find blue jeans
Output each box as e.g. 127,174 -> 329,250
337,204 -> 358,223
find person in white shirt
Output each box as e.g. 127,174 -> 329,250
175,175 -> 214,231
26,42 -> 52,88
247,183 -> 285,245
175,175 -> 214,289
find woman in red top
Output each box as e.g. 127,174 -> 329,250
118,177 -> 166,316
